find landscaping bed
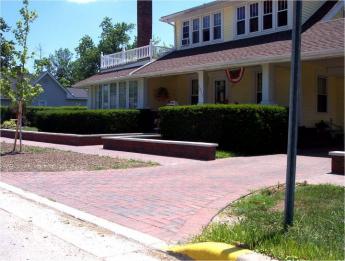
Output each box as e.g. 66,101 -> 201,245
0,142 -> 156,172
193,184 -> 344,260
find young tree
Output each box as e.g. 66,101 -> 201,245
0,0 -> 43,153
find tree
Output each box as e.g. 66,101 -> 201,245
0,18 -> 15,69
72,35 -> 99,81
48,48 -> 74,86
98,17 -> 134,54
0,0 -> 43,153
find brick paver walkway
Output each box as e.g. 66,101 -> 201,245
1,138 -> 343,243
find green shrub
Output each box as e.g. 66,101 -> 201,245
0,106 -> 86,125
25,106 -> 86,126
159,104 -> 288,154
0,106 -> 13,123
1,119 -> 17,129
35,109 -> 141,134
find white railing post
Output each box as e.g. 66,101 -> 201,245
100,52 -> 104,68
122,46 -> 126,64
149,39 -> 154,60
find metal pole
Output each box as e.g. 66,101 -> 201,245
284,0 -> 302,229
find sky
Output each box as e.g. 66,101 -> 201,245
1,0 -> 212,70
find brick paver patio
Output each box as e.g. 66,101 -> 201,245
0,138 -> 343,243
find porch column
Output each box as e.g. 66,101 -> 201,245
198,71 -> 206,104
261,63 -> 275,105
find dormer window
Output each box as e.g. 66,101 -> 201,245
237,6 -> 246,35
263,0 -> 273,30
277,0 -> 288,27
202,15 -> 210,42
249,3 -> 259,33
192,18 -> 200,44
236,1 -> 289,37
213,13 -> 222,40
182,21 -> 190,46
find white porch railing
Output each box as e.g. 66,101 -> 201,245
100,40 -> 173,70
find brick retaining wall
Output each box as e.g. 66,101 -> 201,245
103,136 -> 218,160
0,129 -> 143,146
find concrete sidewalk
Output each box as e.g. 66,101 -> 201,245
0,187 -> 179,261
1,138 -> 343,243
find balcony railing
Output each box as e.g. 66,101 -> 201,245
100,40 -> 173,70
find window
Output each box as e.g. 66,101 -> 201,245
191,79 -> 198,105
192,18 -> 200,44
277,0 -> 288,27
317,77 -> 328,113
213,13 -> 222,40
119,82 -> 126,108
202,15 -> 210,42
237,6 -> 246,35
215,80 -> 226,103
263,0 -> 273,30
102,84 -> 109,109
129,81 -> 138,108
110,83 -> 117,108
256,72 -> 262,104
97,86 -> 102,109
182,21 -> 190,46
250,3 -> 259,33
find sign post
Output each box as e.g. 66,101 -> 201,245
284,0 -> 302,229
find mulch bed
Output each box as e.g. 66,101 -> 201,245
0,142 -> 156,172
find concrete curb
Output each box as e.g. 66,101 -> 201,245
0,182 -> 167,250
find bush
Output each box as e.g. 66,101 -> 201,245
1,119 -> 17,129
35,109 -> 142,134
159,104 -> 288,154
0,106 -> 87,125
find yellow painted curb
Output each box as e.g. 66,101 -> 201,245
167,242 -> 252,260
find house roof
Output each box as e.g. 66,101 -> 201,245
66,87 -> 88,99
73,67 -> 141,88
133,18 -> 344,77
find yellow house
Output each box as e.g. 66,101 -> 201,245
74,0 -> 344,129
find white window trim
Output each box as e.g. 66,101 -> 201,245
255,71 -> 263,104
190,78 -> 199,104
316,75 -> 329,113
233,1 -> 292,40
214,79 -> 228,104
97,80 -> 142,109
179,9 -> 224,49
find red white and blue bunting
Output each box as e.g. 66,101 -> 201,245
225,67 -> 245,84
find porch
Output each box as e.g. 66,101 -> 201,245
145,57 -> 344,128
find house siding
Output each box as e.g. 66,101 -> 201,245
32,74 -> 87,107
302,0 -> 324,24
174,0 -> 327,49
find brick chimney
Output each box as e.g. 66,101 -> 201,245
137,0 -> 152,47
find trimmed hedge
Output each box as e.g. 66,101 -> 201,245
0,106 -> 87,125
159,104 -> 288,154
35,109 -> 142,134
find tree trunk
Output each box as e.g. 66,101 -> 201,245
12,104 -> 20,153
19,101 -> 23,152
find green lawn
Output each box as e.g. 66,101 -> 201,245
193,184 -> 344,260
215,150 -> 236,159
